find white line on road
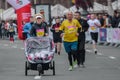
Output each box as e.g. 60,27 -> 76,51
20,48 -> 24,50
86,49 -> 92,53
86,49 -> 117,60
109,56 -> 116,59
12,46 -> 17,48
34,76 -> 42,80
97,53 -> 103,56
4,44 -> 8,46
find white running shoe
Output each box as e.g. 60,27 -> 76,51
94,49 -> 97,54
68,66 -> 73,71
73,64 -> 78,68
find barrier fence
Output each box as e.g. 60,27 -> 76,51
86,28 -> 120,47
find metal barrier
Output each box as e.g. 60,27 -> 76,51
85,28 -> 120,48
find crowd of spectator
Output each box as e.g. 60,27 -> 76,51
0,19 -> 17,41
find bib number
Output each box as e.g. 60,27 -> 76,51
36,29 -> 44,37
55,28 -> 59,32
67,26 -> 76,33
91,26 -> 96,30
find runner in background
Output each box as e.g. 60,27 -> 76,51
87,14 -> 101,54
4,21 -> 10,38
0,20 -> 2,39
23,16 -> 34,39
50,17 -> 62,55
9,22 -> 15,42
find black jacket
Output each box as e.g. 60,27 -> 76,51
50,23 -> 61,39
78,18 -> 89,33
30,22 -> 48,37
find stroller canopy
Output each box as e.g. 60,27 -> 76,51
25,37 -> 51,54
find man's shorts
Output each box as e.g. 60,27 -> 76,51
63,41 -> 78,53
53,38 -> 62,43
90,32 -> 98,43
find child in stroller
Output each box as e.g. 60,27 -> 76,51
24,36 -> 55,76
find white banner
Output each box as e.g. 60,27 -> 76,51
6,0 -> 30,10
107,28 -> 113,43
112,28 -> 120,43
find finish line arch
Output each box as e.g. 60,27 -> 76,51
7,0 -> 31,40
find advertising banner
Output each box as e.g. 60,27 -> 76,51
112,28 -> 120,43
107,28 -> 113,43
99,28 -> 107,42
35,4 -> 51,25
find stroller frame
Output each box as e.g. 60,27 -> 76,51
24,37 -> 55,76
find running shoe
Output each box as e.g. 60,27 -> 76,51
68,66 -> 73,71
73,60 -> 78,68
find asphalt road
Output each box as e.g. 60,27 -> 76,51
0,39 -> 120,80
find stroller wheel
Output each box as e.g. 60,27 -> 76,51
25,61 -> 28,76
38,70 -> 44,76
38,71 -> 41,76
37,64 -> 42,76
52,61 -> 55,75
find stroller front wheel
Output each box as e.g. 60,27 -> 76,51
25,61 -> 28,76
37,64 -> 42,76
52,61 -> 55,75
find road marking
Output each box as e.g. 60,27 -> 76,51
4,44 -> 8,46
109,56 -> 116,59
34,76 -> 42,79
97,53 -> 103,56
12,46 -> 17,48
20,48 -> 24,50
86,49 -> 92,53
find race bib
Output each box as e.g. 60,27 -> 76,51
67,26 -> 76,33
9,28 -> 14,32
55,27 -> 59,32
91,26 -> 96,30
36,29 -> 44,37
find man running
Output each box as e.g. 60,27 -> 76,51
59,11 -> 81,71
23,16 -> 34,39
50,17 -> 62,55
74,11 -> 89,67
87,14 -> 101,54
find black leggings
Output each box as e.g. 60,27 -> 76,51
77,32 -> 86,65
77,49 -> 85,65
68,51 -> 77,66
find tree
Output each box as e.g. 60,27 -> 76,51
75,0 -> 93,10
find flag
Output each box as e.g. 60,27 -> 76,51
6,0 -> 30,10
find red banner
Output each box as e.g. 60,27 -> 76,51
7,0 -> 31,40
16,3 -> 31,39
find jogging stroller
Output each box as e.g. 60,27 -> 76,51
24,36 -> 55,76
